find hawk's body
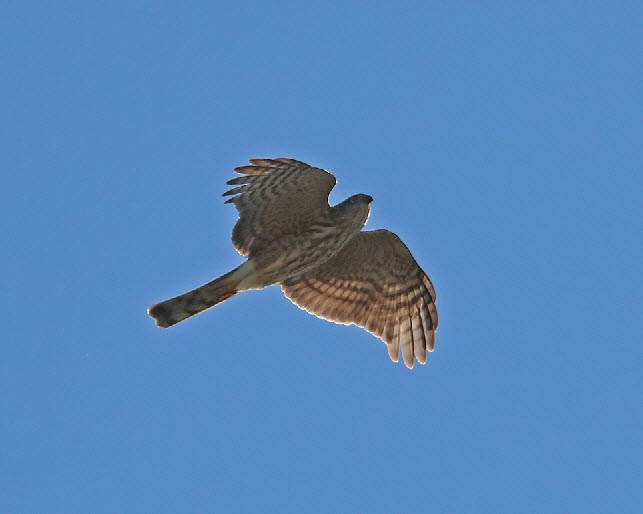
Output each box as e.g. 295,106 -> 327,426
148,158 -> 438,368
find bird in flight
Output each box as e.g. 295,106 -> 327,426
148,158 -> 438,368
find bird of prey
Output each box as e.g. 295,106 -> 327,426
148,158 -> 438,368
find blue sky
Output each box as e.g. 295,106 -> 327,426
2,2 -> 642,512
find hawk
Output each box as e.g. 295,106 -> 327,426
148,158 -> 438,368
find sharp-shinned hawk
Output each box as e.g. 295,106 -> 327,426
148,158 -> 438,368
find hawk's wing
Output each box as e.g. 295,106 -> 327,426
281,229 -> 438,368
223,158 -> 336,256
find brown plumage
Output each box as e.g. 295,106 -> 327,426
148,158 -> 438,368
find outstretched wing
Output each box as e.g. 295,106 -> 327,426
223,158 -> 336,256
281,229 -> 438,369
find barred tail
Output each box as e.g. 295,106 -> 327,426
148,264 -> 251,328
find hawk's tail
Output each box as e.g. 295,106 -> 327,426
148,263 -> 251,328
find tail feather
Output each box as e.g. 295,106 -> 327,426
148,265 -> 247,328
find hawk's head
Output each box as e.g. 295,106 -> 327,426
334,193 -> 373,231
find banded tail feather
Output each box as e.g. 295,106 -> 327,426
148,264 -> 251,328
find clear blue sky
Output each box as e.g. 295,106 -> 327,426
2,2 -> 642,512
